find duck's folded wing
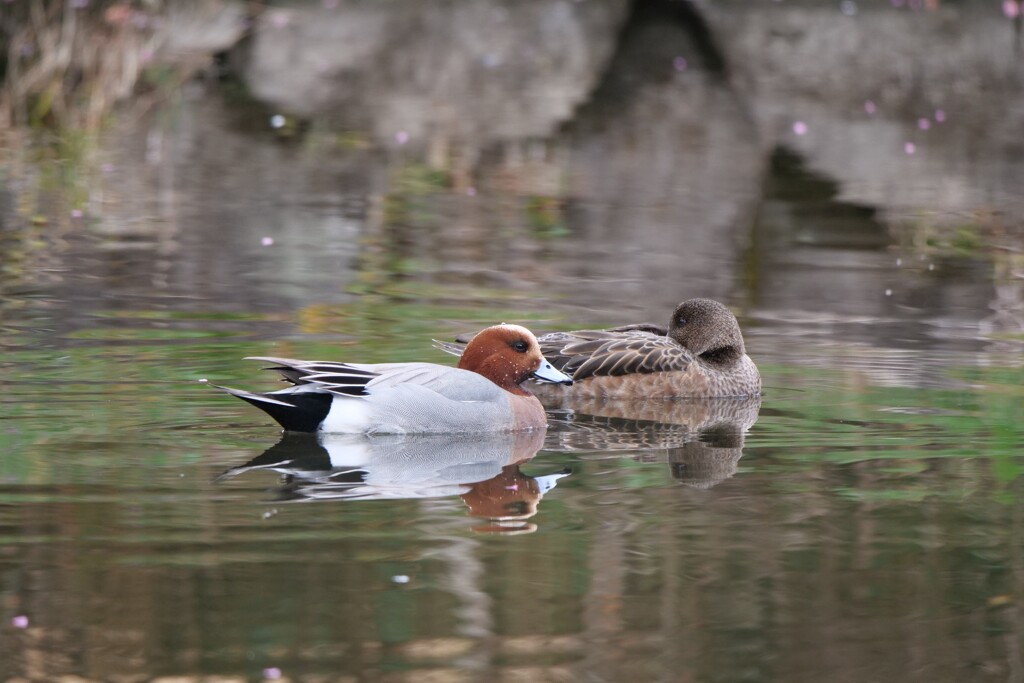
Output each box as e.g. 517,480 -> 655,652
247,356 -> 380,396
432,340 -> 467,358
343,362 -> 506,402
556,335 -> 693,379
605,322 -> 668,336
250,358 -> 502,403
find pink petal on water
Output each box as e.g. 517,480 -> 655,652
917,117 -> 931,130
792,121 -> 808,136
269,11 -> 290,28
934,109 -> 946,123
904,142 -> 916,155
261,237 -> 274,247
864,100 -> 877,115
11,615 -> 28,628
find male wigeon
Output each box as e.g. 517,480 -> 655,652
436,299 -> 761,399
217,324 -> 573,434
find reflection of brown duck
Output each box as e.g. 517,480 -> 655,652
216,429 -> 569,525
546,397 -> 760,489
667,423 -> 747,489
438,299 -> 761,399
546,397 -> 760,451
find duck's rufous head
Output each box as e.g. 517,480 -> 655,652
458,324 -> 572,394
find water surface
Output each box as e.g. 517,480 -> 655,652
2,2 -> 1024,679
1,284 -> 1022,682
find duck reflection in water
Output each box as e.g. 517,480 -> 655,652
546,397 -> 761,489
217,429 -> 568,534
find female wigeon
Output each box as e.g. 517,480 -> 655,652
437,299 -> 760,399
217,324 -> 573,434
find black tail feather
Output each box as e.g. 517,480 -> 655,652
221,387 -> 333,433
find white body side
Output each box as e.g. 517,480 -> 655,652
314,363 -> 518,434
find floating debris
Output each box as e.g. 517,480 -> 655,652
269,11 -> 290,29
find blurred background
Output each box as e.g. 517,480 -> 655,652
1,1 -> 1024,682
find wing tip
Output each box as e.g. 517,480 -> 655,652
214,384 -> 296,407
432,340 -> 466,357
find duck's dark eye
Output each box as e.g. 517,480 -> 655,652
677,317 -> 687,327
511,340 -> 529,353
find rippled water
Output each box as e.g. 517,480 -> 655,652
2,3 -> 1024,677
1,283 -> 1022,682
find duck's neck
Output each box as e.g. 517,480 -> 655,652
699,345 -> 743,368
461,355 -> 531,395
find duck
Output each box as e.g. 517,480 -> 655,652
435,299 -> 760,400
216,324 -> 573,434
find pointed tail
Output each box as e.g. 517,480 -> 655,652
213,384 -> 332,433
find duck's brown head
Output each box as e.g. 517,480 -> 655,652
458,324 -> 573,394
667,299 -> 747,368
